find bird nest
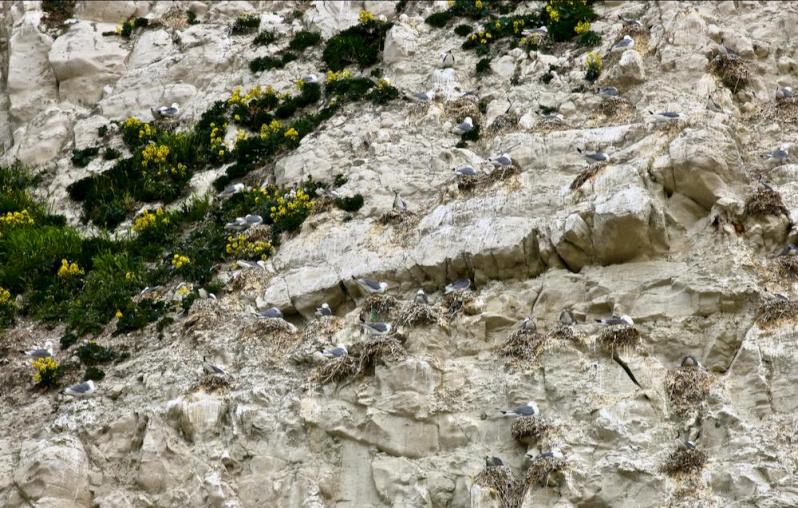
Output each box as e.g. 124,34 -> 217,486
597,326 -> 641,354
709,53 -> 749,93
457,175 -> 480,192
443,290 -> 474,318
666,367 -> 711,417
474,464 -> 523,508
777,256 -> 798,278
362,294 -> 399,318
486,113 -> 519,136
313,335 -> 406,384
659,448 -> 708,477
395,301 -> 440,327
744,188 -> 788,218
379,210 -> 421,239
570,163 -> 606,191
525,456 -> 568,489
758,297 -> 798,326
501,329 -> 548,366
597,97 -> 636,120
547,324 -> 581,343
458,167 -> 519,194
511,416 -> 554,445
241,318 -> 298,354
620,25 -> 649,54
445,96 -> 482,126
159,7 -> 189,30
191,374 -> 231,393
532,117 -> 569,133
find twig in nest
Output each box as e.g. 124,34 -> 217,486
396,301 -> 440,327
665,367 -> 711,416
510,415 -> 554,445
744,188 -> 789,217
597,326 -> 640,355
501,329 -> 548,366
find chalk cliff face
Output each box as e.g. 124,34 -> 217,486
1,1 -> 798,507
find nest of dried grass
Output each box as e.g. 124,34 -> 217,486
709,53 -> 749,93
598,97 -> 636,119
660,448 -> 708,476
487,113 -> 519,136
511,416 -> 554,445
777,256 -> 798,277
362,294 -> 399,317
445,96 -> 482,126
379,210 -> 421,239
525,456 -> 567,488
474,464 -> 523,508
313,335 -> 406,384
396,301 -> 440,327
457,175 -> 480,192
533,117 -> 568,133
547,324 -> 580,343
501,329 -> 548,366
485,165 -> 520,184
570,163 -> 605,191
191,374 -> 231,393
666,367 -> 711,416
443,290 -> 474,318
597,326 -> 640,354
758,297 -> 798,325
159,7 -> 189,30
621,24 -> 649,53
744,188 -> 789,217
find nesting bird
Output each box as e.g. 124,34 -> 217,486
257,307 -> 284,319
410,90 -> 435,103
558,309 -> 576,326
203,356 -> 227,376
776,243 -> 798,257
612,35 -> 635,50
529,448 -> 564,461
225,214 -> 263,231
762,146 -> 789,163
352,276 -> 388,295
440,49 -> 455,68
595,312 -> 634,326
64,380 -> 96,398
219,182 -> 247,198
649,110 -> 681,121
303,73 -> 320,84
619,16 -> 642,27
315,303 -> 333,318
152,102 -> 180,119
453,164 -> 478,177
24,340 -> 54,359
321,344 -> 348,358
453,116 -> 475,135
360,319 -> 392,336
393,191 -> 407,212
488,153 -> 513,168
444,278 -> 471,294
500,401 -> 539,417
415,289 -> 430,305
577,148 -> 610,164
680,355 -> 703,369
597,86 -> 620,97
776,86 -> 794,99
519,316 -> 536,332
521,26 -> 548,38
485,456 -> 505,467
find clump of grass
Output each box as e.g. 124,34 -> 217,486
501,328 -> 548,366
597,325 -> 640,354
323,18 -> 393,71
334,194 -> 364,212
777,256 -> 798,278
289,30 -> 321,51
666,366 -> 711,417
31,357 -> 62,387
396,301 -> 440,327
443,289 -> 474,318
83,366 -> 105,381
0,286 -> 14,328
41,0 -> 76,29
476,57 -> 492,75
103,147 -> 121,160
758,297 -> 798,326
253,31 -> 277,46
454,24 -> 473,36
76,341 -> 117,366
660,447 -> 708,477
474,461 -> 522,508
584,51 -> 602,82
525,454 -> 567,488
314,335 -> 406,384
231,14 -> 259,35
60,332 -> 78,349
71,147 -> 100,167
709,53 -> 749,93
511,415 -> 554,445
744,188 -> 789,218
362,294 -> 399,317
192,373 -> 231,392
570,164 -> 603,191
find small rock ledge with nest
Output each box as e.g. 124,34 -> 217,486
511,416 -> 555,445
396,301 -> 440,327
757,297 -> 798,326
597,325 -> 641,354
474,464 -> 524,508
313,335 -> 406,384
666,366 -> 711,417
660,447 -> 708,477
525,455 -> 568,489
501,328 -> 548,366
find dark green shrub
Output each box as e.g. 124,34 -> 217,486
250,55 -> 284,72
231,14 -> 259,35
425,11 -> 452,28
60,332 -> 78,349
71,147 -> 100,167
41,0 -> 75,29
76,341 -> 117,365
98,124 -> 109,137
115,299 -> 169,335
461,123 -> 480,142
334,194 -> 364,212
326,77 -> 374,100
103,147 -> 121,160
476,57 -> 492,75
576,30 -> 601,47
367,80 -> 399,104
121,17 -> 148,38
187,10 -> 198,25
83,366 -> 105,381
289,30 -> 321,51
322,20 -> 393,71
543,0 -> 596,42
454,24 -> 474,36
253,30 -> 277,46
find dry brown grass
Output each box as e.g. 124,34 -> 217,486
445,96 -> 482,127
457,175 -> 480,192
525,454 -> 567,489
443,290 -> 474,318
744,188 -> 789,218
621,24 -> 649,53
362,294 -> 399,317
191,374 -> 231,393
660,447 -> 708,477
666,367 -> 711,417
758,297 -> 798,326
396,301 -> 440,327
709,53 -> 749,93
501,329 -> 548,366
598,97 -> 636,120
474,464 -> 523,508
532,116 -> 569,133
570,163 -> 605,191
547,324 -> 581,343
597,326 -> 640,354
487,113 -> 519,136
160,6 -> 189,30
777,256 -> 798,278
511,416 -> 554,445
313,335 -> 406,384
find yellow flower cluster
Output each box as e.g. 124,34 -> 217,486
115,309 -> 124,319
325,69 -> 353,83
225,234 -> 272,260
270,188 -> 313,223
235,130 -> 248,146
0,287 -> 11,305
259,119 -> 283,140
141,144 -> 170,167
284,128 -> 299,140
469,31 -> 492,44
32,357 -> 58,384
175,285 -> 191,297
0,209 -> 33,227
475,0 -> 483,8
295,79 -> 305,90
358,9 -> 375,23
376,79 -> 391,91
172,254 -> 191,269
125,271 -> 136,282
584,51 -> 602,71
575,20 -> 590,34
123,116 -> 141,130
512,19 -> 526,33
209,122 -> 228,156
244,186 -> 273,205
132,208 -> 170,233
228,85 -> 273,106
138,123 -> 155,140
546,3 -> 560,21
57,259 -> 84,279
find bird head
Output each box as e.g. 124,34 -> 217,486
171,102 -> 179,108
623,35 -> 633,42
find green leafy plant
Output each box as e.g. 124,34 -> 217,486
289,30 -> 321,51
103,147 -> 121,160
71,147 -> 100,167
187,10 -> 198,25
476,57 -> 492,75
253,30 -> 277,46
231,14 -> 259,35
454,24 -> 474,36
584,51 -> 602,82
323,19 -> 393,71
334,194 -> 365,212
76,341 -> 117,366
543,0 -> 596,42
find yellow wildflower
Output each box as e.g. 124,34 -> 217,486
115,309 -> 124,319
575,20 -> 590,34
32,357 -> 59,385
57,259 -> 84,279
358,9 -> 375,23
0,209 -> 34,227
175,285 -> 191,297
0,287 -> 11,305
546,3 -> 559,22
172,254 -> 191,269
475,0 -> 483,8
284,128 -> 299,140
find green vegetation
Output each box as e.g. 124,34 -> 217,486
121,17 -> 149,39
32,357 -> 62,387
543,0 -> 596,42
231,14 -> 259,35
476,57 -> 492,75
289,30 -> 321,51
187,10 -> 198,25
454,24 -> 474,36
584,51 -> 602,82
76,341 -> 117,366
253,30 -> 277,46
71,147 -> 100,167
83,366 -> 105,381
334,194 -> 365,212
322,18 -> 393,71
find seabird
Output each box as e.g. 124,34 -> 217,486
763,146 -> 789,162
776,86 -> 794,99
597,86 -> 620,97
219,182 -> 246,197
453,165 -> 478,177
415,289 -> 430,304
360,319 -> 392,336
24,340 -> 54,359
559,309 -> 576,326
576,148 -> 610,164
203,356 -> 227,376
152,103 -> 180,119
226,215 -> 262,231
612,35 -> 634,50
489,153 -> 513,168
500,401 -> 539,417
649,111 -> 681,120
529,448 -> 564,460
257,307 -> 284,319
680,355 -> 703,369
521,26 -> 548,36
352,276 -> 388,294
321,344 -> 348,358
619,16 -> 642,26
444,278 -> 471,294
485,456 -> 504,467
303,74 -> 320,84
441,50 -> 455,68
410,90 -> 434,103
64,380 -> 96,397
678,439 -> 697,450
315,187 -> 340,199
315,303 -> 333,317
595,314 -> 634,326
776,244 -> 798,257
453,116 -> 474,135
393,191 -> 407,212
719,39 -> 737,57
520,316 -> 536,332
